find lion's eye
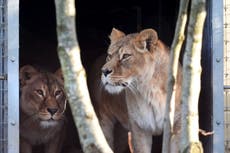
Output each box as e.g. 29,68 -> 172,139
121,54 -> 132,60
55,90 -> 62,98
36,89 -> 44,97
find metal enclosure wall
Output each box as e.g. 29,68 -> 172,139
211,0 -> 225,152
0,0 -> 19,153
0,0 -> 227,152
7,0 -> 19,152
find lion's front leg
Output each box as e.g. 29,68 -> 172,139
20,137 -> 32,153
130,120 -> 152,153
99,114 -> 116,150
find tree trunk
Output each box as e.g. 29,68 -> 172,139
180,0 -> 206,152
162,0 -> 189,152
54,0 -> 113,153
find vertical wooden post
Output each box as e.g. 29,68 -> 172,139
54,0 -> 113,153
162,0 -> 189,152
180,0 -> 206,152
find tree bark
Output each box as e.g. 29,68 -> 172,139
54,0 -> 113,153
180,0 -> 206,152
162,0 -> 189,152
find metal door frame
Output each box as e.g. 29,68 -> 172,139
211,0 -> 225,152
1,0 -> 227,153
7,0 -> 19,153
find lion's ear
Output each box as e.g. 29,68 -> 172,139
55,68 -> 64,82
134,29 -> 158,52
20,65 -> 38,86
109,28 -> 125,43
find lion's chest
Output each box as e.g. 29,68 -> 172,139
126,89 -> 166,135
20,120 -> 62,145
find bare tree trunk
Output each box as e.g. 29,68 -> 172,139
54,0 -> 113,153
180,0 -> 206,152
162,0 -> 189,152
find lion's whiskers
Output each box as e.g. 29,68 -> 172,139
127,81 -> 139,95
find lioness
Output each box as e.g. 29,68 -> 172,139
89,28 -> 182,153
88,54 -> 129,153
19,65 -> 67,153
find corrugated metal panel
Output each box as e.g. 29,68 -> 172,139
0,0 -> 8,152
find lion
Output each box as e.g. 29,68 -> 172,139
19,65 -> 67,153
88,28 -> 182,153
88,54 -> 129,153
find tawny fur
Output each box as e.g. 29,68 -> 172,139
88,28 -> 182,153
19,65 -> 67,153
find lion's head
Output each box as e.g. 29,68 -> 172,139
20,65 -> 67,128
101,28 -> 169,94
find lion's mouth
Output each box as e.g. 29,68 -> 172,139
121,82 -> 128,87
102,75 -> 129,94
42,118 -> 55,121
39,115 -> 63,128
39,117 -> 56,122
48,118 -> 55,121
103,81 -> 128,94
105,81 -> 128,87
39,113 -> 62,121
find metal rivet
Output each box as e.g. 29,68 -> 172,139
10,121 -> 16,126
216,121 -> 221,125
10,56 -> 15,62
216,58 -> 221,63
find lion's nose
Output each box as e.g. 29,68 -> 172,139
102,68 -> 113,77
47,108 -> 58,116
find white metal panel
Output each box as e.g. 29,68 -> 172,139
7,0 -> 19,153
212,0 -> 225,152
